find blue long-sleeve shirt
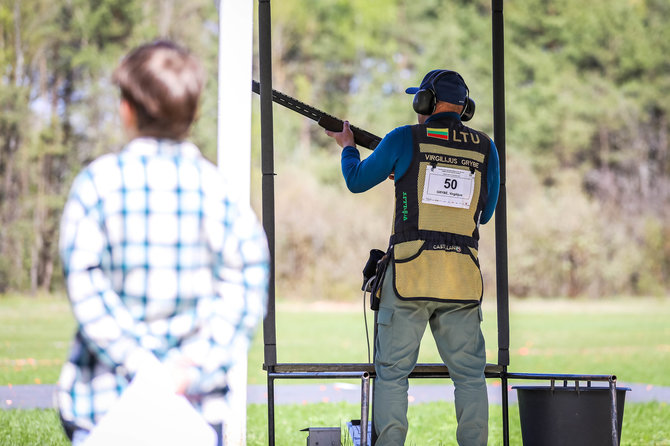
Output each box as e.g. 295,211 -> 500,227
341,112 -> 500,224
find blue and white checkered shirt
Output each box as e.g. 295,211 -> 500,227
57,137 -> 269,430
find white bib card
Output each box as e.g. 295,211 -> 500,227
422,165 -> 475,209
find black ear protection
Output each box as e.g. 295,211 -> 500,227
412,70 -> 476,121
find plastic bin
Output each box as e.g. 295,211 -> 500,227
514,383 -> 629,446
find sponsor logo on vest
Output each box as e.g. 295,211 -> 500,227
432,244 -> 462,252
402,192 -> 409,221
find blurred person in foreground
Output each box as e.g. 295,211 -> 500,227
57,40 -> 269,445
325,69 -> 499,445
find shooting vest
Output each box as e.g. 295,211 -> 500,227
389,117 -> 491,303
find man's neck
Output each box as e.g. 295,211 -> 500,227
433,101 -> 463,115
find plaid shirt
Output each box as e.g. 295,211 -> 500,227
57,138 -> 269,430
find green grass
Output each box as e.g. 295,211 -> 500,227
1,402 -> 668,445
0,294 -> 74,386
1,295 -> 670,444
504,298 -> 670,386
247,297 -> 670,386
0,409 -> 70,446
246,401 -> 670,445
2,295 -> 669,387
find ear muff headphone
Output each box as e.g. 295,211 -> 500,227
412,70 -> 476,121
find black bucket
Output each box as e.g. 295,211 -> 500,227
514,384 -> 630,446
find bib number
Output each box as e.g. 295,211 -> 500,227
422,165 -> 475,209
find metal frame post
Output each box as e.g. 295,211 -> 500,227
267,372 -> 371,446
609,377 -> 619,446
258,1 -> 278,444
254,3 -> 628,446
491,1 -> 510,444
255,2 -> 517,445
492,0 -> 509,371
360,372 -> 370,446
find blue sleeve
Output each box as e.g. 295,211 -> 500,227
341,126 -> 413,193
480,139 -> 500,224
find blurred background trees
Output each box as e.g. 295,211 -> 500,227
1,0 -> 668,299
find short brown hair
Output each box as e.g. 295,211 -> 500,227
113,40 -> 205,140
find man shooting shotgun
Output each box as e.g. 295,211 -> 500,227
325,70 -> 500,446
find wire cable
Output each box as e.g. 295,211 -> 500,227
362,277 -> 375,364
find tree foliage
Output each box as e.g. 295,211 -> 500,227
0,0 -> 668,298
0,0 -> 217,293
267,0 -> 670,298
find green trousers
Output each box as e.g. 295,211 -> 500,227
373,264 -> 488,446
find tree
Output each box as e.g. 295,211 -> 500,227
1,0 -> 668,298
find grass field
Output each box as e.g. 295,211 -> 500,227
0,295 -> 74,387
2,295 -> 669,387
1,294 -> 669,445
1,401 -> 669,445
247,297 -> 670,386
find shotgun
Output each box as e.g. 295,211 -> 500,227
252,80 -> 381,150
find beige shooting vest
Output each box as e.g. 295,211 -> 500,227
389,117 -> 492,303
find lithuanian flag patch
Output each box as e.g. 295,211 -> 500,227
427,128 -> 449,140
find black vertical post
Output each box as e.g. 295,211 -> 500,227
360,373 -> 370,446
492,0 -> 509,370
492,1 -> 510,445
258,0 -> 277,445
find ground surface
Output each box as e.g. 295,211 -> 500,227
2,381 -> 668,410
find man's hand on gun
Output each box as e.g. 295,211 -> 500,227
325,120 -> 356,149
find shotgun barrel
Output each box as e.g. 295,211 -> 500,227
252,80 -> 381,150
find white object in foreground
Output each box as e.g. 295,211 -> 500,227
83,355 -> 217,446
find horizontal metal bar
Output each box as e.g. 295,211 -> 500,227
268,365 -> 615,383
507,372 -> 617,382
268,371 -> 370,380
266,363 -> 505,379
269,363 -> 374,373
